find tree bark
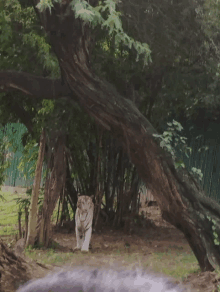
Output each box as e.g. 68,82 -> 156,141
38,133 -> 66,247
0,71 -> 71,99
26,128 -> 46,247
30,1 -> 220,271
18,211 -> 22,239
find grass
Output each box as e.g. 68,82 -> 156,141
0,191 -> 22,236
148,252 -> 199,279
25,248 -> 76,265
23,246 -> 198,282
0,189 -> 60,236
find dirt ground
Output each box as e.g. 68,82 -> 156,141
11,205 -> 219,292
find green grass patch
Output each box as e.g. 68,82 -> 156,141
24,248 -> 75,265
0,191 -> 25,236
144,250 -> 199,280
0,189 -> 71,236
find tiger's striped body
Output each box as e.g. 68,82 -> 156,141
75,195 -> 94,252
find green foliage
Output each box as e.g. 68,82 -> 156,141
36,0 -> 55,13
17,100 -> 55,181
207,215 -> 220,246
190,167 -> 203,182
37,0 -> 151,66
23,32 -> 60,78
153,120 -> 192,165
36,99 -> 55,128
0,0 -> 60,144
205,215 -> 220,288
0,0 -> 60,76
18,139 -> 42,180
153,120 -> 204,183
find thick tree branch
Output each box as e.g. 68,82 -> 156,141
0,71 -> 72,99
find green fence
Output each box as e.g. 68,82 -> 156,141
0,123 -> 44,188
180,135 -> 220,203
172,118 -> 220,203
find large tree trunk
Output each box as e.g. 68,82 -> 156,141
26,128 -> 46,247
31,1 -> 220,271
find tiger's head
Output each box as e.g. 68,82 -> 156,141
77,194 -> 94,212
77,195 -> 94,221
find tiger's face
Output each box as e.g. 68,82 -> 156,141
77,195 -> 94,222
77,195 -> 94,210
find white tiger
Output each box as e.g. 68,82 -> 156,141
74,194 -> 94,252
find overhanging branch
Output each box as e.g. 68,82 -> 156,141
0,71 -> 72,99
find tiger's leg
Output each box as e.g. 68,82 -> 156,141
81,226 -> 92,252
75,227 -> 83,250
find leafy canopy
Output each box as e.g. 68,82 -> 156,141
36,0 -> 151,66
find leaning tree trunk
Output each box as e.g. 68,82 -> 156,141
32,1 -> 220,271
